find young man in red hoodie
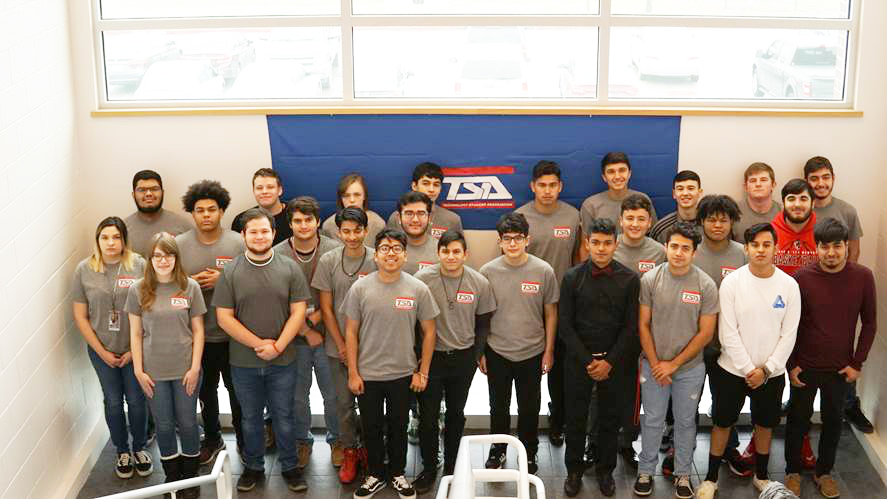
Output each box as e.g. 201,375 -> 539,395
771,179 -> 818,275
740,179 -> 820,470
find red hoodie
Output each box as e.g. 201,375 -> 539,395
771,211 -> 818,275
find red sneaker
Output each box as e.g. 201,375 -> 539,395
338,448 -> 358,484
802,433 -> 818,470
739,439 -> 756,467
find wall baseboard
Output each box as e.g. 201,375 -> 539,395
854,428 -> 887,488
60,417 -> 109,499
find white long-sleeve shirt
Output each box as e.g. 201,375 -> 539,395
717,264 -> 800,378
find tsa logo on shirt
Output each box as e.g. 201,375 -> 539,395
170,297 -> 190,309
394,297 -> 416,310
117,276 -> 136,288
773,295 -> 785,309
553,226 -> 572,239
521,281 -> 541,294
418,261 -> 435,271
638,260 -> 656,273
456,291 -> 475,304
720,266 -> 737,278
215,256 -> 233,268
681,290 -> 701,305
431,226 -> 447,239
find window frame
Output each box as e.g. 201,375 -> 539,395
91,0 -> 861,112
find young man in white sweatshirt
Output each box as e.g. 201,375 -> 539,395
696,222 -> 801,499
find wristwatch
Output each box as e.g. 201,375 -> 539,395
761,365 -> 771,379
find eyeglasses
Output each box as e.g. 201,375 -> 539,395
135,187 -> 162,194
500,235 -> 527,244
377,245 -> 405,255
401,210 -> 429,219
151,253 -> 176,262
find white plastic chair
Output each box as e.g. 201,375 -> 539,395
93,450 -> 233,499
435,434 -> 546,499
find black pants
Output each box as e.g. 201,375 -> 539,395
785,369 -> 850,475
418,348 -> 475,470
565,359 -> 624,474
547,341 -> 566,431
359,376 -> 411,478
199,341 -> 243,446
704,354 -> 740,450
589,358 -> 639,449
486,347 -> 542,456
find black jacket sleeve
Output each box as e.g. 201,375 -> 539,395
558,267 -> 594,366
606,273 -> 640,367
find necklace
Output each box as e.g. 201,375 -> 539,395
341,246 -> 367,278
245,249 -> 275,267
439,269 -> 465,310
291,237 -> 318,263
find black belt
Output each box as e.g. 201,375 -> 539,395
435,347 -> 473,356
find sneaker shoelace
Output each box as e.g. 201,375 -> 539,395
392,475 -> 411,490
362,476 -> 382,489
117,453 -> 132,466
134,450 -> 151,463
676,475 -> 691,488
638,474 -> 651,484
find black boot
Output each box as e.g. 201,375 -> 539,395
181,455 -> 201,498
160,457 -> 183,499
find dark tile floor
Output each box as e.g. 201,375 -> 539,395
78,424 -> 884,499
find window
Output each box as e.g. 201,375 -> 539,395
92,0 -> 858,109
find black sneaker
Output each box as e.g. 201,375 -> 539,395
564,470 -> 583,497
673,475 -> 693,499
115,452 -> 134,479
282,467 -> 308,492
485,445 -> 506,469
527,455 -> 538,475
583,441 -> 597,472
236,468 -> 264,492
354,475 -> 386,499
597,472 -> 615,497
548,428 -> 564,446
133,450 -> 153,477
633,473 -> 653,496
845,404 -> 875,433
391,475 -> 416,499
413,467 -> 438,494
199,438 -> 225,465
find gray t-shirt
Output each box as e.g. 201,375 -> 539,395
402,236 -> 439,275
387,204 -> 464,240
414,264 -> 497,351
124,209 -> 193,258
175,230 -> 245,343
342,272 -> 440,381
125,278 -> 207,381
693,240 -> 747,288
639,264 -> 719,373
814,196 -> 863,240
515,200 -> 581,284
733,198 -> 782,242
71,257 -> 147,355
580,189 -> 658,233
614,236 -> 666,276
321,210 -> 387,246
480,255 -> 559,362
212,252 -> 312,368
311,245 -> 378,356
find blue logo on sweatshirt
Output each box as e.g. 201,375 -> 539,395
773,295 -> 785,309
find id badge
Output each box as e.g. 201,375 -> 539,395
108,311 -> 121,332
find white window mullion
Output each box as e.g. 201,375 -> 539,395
597,0 -> 611,104
341,0 -> 355,104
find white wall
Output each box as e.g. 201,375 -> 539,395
63,0 -> 887,491
0,0 -> 98,498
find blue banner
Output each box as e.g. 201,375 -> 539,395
268,115 -> 680,229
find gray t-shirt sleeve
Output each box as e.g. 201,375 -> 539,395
342,286 -> 362,322
71,264 -> 87,303
289,262 -> 312,303
311,253 -> 334,292
543,265 -> 559,304
639,268 -> 656,307
211,267 -> 235,309
124,282 -> 142,316
700,274 -> 719,315
477,277 -> 497,315
187,279 -> 208,317
417,283 -> 441,321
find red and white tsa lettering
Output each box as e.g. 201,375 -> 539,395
720,266 -> 737,278
430,226 -> 447,239
418,261 -> 434,270
553,226 -> 571,239
394,296 -> 416,310
638,260 -> 656,273
117,276 -> 136,288
681,290 -> 701,305
215,256 -> 233,268
521,281 -> 541,294
456,291 -> 475,304
170,296 -> 190,309
357,272 -> 369,279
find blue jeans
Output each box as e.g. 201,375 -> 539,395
148,374 -> 203,459
232,362 -> 299,472
294,343 -> 339,445
88,346 -> 148,455
639,359 -> 705,476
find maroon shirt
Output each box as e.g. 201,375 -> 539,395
788,262 -> 877,371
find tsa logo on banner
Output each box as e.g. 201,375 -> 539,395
439,166 -> 516,210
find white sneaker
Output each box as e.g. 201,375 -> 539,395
133,450 -> 154,477
115,452 -> 134,479
354,475 -> 386,499
696,480 -> 717,499
391,474 -> 416,499
752,475 -> 771,492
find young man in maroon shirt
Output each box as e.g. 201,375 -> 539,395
782,218 -> 877,499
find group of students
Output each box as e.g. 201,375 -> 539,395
73,154 -> 875,499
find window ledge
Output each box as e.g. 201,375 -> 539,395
91,106 -> 863,118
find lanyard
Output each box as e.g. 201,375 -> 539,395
109,264 -> 122,313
